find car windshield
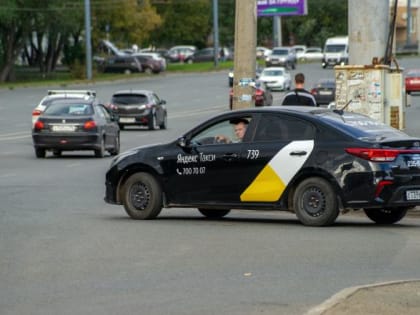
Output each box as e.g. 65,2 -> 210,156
272,49 -> 288,55
112,94 -> 148,105
325,44 -> 346,53
263,69 -> 283,76
44,103 -> 93,116
407,71 -> 420,77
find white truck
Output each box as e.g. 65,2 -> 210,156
322,36 -> 349,68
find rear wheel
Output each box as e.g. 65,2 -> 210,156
148,112 -> 157,130
109,134 -> 120,156
121,172 -> 162,219
363,207 -> 409,224
35,147 -> 46,158
293,177 -> 339,226
94,137 -> 105,158
159,113 -> 167,129
198,209 -> 230,218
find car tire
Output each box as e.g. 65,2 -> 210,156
122,172 -> 163,220
293,177 -> 339,226
94,137 -> 105,158
363,207 -> 409,224
144,67 -> 152,74
35,147 -> 46,158
118,124 -> 125,130
148,112 -> 157,130
198,209 -> 230,218
159,113 -> 167,129
109,134 -> 120,156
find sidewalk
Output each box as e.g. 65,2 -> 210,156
306,280 -> 420,315
305,208 -> 420,315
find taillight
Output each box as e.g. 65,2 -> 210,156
345,148 -> 400,162
34,120 -> 44,130
255,89 -> 264,96
32,109 -> 42,116
84,120 -> 97,130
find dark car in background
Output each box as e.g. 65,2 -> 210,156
135,55 -> 163,74
108,90 -> 167,130
191,48 -> 218,63
104,106 -> 420,226
310,78 -> 336,105
405,69 -> 420,94
102,55 -> 142,74
32,99 -> 120,158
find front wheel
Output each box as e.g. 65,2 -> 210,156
121,172 -> 163,220
293,177 -> 339,226
159,113 -> 167,129
363,207 -> 409,224
198,209 -> 230,218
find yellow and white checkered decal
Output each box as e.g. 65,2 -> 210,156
240,140 -> 314,202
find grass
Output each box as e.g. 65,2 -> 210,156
1,61 -> 235,90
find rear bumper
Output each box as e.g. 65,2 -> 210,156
32,133 -> 102,150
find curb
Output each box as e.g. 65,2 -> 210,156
304,279 -> 420,315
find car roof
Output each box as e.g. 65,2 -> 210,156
112,90 -> 154,96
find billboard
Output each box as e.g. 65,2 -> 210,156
257,0 -> 307,17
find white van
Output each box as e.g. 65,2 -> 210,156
322,36 -> 349,68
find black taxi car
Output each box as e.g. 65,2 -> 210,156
104,106 -> 420,226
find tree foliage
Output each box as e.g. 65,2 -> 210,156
0,0 -> 349,82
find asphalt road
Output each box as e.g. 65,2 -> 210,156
1,60 -> 420,315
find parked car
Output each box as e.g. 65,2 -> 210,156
102,55 -> 142,74
167,45 -> 197,63
258,67 -> 292,91
265,47 -> 296,69
133,52 -> 166,71
32,90 -> 97,125
299,47 -> 323,62
108,90 -> 167,130
135,55 -> 163,74
310,78 -> 336,105
405,69 -> 420,94
191,48 -> 218,63
104,106 -> 420,226
229,80 -> 273,109
32,99 -> 120,158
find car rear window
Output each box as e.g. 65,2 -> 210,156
112,94 -> 148,105
317,111 -> 406,141
44,103 -> 93,116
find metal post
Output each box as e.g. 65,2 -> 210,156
232,0 -> 257,109
84,0 -> 92,80
348,0 -> 389,65
273,16 -> 282,47
406,0 -> 412,46
213,0 -> 219,67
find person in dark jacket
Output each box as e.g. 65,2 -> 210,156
281,73 -> 317,106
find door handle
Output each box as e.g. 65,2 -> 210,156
290,150 -> 307,156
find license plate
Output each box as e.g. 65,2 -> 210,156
319,91 -> 332,95
119,117 -> 135,123
406,190 -> 420,200
52,125 -> 75,132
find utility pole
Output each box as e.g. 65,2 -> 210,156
273,16 -> 282,47
213,0 -> 219,67
84,0 -> 92,80
232,0 -> 257,109
348,0 -> 389,64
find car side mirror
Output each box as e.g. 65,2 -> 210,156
161,100 -> 166,105
177,137 -> 189,148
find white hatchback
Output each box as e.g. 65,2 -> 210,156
258,67 -> 292,91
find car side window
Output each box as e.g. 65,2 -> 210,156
191,116 -> 252,145
254,114 -> 315,142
